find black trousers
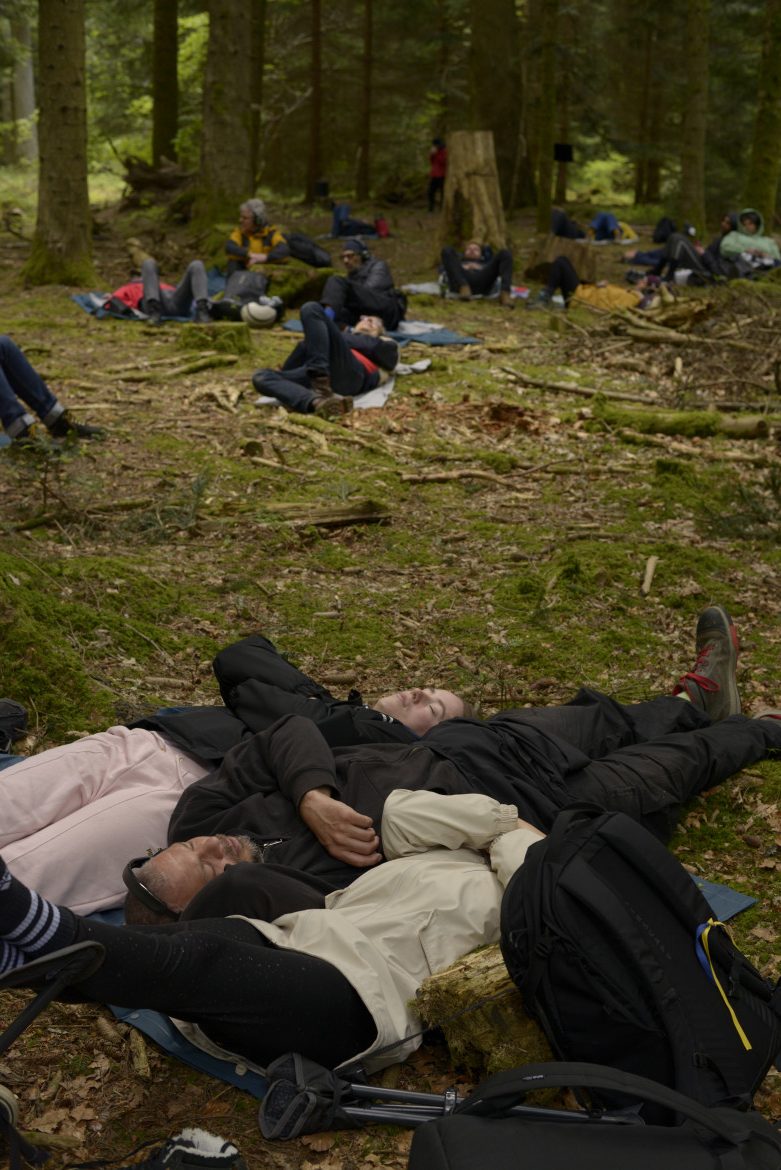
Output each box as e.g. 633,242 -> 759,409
652,232 -> 709,280
544,255 -> 581,300
140,259 -> 208,317
425,689 -> 781,840
65,913 -> 376,1069
441,247 -> 513,294
320,275 -> 403,330
252,302 -> 371,411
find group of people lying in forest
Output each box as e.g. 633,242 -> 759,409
2,604 -> 780,1081
3,199 -> 780,444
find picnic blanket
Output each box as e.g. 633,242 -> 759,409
92,871 -> 754,1100
282,317 -> 480,346
71,292 -> 192,323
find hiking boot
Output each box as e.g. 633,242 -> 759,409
47,412 -> 105,440
755,708 -> 781,721
457,284 -> 472,301
499,289 -> 514,309
194,300 -> 212,325
312,394 -> 352,418
145,298 -> 163,326
673,605 -> 740,722
308,372 -> 334,397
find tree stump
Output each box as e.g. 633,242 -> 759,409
264,263 -> 336,307
416,943 -> 553,1075
438,130 -> 508,254
524,234 -> 598,283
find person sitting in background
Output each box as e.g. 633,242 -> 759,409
440,240 -> 514,308
253,301 -> 398,417
0,335 -> 103,446
225,199 -> 289,275
320,239 -> 406,330
719,208 -> 781,268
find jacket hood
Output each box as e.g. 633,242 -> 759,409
738,207 -> 765,234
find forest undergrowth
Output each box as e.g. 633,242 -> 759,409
0,206 -> 780,1168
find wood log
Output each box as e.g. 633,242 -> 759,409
416,944 -> 553,1075
437,130 -> 507,254
597,402 -> 769,439
501,366 -> 658,405
262,499 -> 391,528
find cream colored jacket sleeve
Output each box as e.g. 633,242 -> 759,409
381,788 -> 535,860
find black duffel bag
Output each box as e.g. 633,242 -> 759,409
407,1062 -> 781,1170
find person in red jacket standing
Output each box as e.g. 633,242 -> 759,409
428,137 -> 447,212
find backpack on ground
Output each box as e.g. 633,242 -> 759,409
499,807 -> 781,1122
406,1061 -> 781,1170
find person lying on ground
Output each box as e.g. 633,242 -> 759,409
138,257 -> 212,325
0,335 -> 104,446
719,208 -> 781,267
320,239 -> 406,330
440,239 -> 515,307
252,301 -> 398,417
551,209 -> 585,239
588,212 -> 638,243
0,790 -> 545,1074
0,631 -> 466,913
124,607 -> 779,930
527,255 -> 659,311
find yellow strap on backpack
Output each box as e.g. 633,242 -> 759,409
697,918 -> 752,1051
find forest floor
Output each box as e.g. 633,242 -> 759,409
1,202 -> 781,1168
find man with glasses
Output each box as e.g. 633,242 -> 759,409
320,238 -> 406,330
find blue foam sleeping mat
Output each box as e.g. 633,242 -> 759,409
90,873 -> 755,1100
282,318 -> 480,346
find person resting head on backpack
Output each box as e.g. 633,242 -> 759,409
719,208 -> 781,265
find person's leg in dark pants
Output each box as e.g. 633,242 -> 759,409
546,255 -> 581,301
441,247 -> 470,294
298,302 -> 367,394
563,714 -> 781,840
0,335 -> 63,438
342,285 -> 402,330
140,258 -> 163,316
164,261 -> 210,318
467,251 -> 514,295
0,864 -> 377,1068
252,366 -> 317,413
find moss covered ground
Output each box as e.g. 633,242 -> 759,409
0,204 -> 780,1166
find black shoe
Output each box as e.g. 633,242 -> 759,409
145,298 -> 163,326
48,412 -> 105,440
674,606 -> 741,721
194,301 -> 212,325
312,393 -> 352,418
0,699 -> 27,753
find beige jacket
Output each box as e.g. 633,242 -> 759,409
176,790 -> 541,1073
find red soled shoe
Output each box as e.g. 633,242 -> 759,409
673,605 -> 741,722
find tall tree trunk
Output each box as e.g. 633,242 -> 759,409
152,0 -> 178,167
678,0 -> 709,231
633,20 -> 653,203
305,0 -> 322,203
743,0 -> 781,227
249,0 -> 266,186
196,0 -> 253,222
468,0 -> 521,204
355,0 -> 372,200
10,16 -> 38,163
435,0 -> 451,133
23,0 -> 94,285
535,0 -> 558,231
438,129 -> 507,254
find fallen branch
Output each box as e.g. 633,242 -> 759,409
598,402 -> 769,439
248,456 -> 312,477
641,555 -> 659,596
622,323 -> 757,351
118,354 -> 239,382
618,428 -> 770,462
262,499 -> 391,528
106,351 -> 220,374
501,366 -> 659,405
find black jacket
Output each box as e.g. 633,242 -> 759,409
129,634 -> 418,764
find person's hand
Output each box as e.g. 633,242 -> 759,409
299,787 -> 382,867
517,817 -> 546,839
249,252 -> 268,264
463,261 -> 480,270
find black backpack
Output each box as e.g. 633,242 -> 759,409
500,807 -> 781,1122
285,232 -> 333,268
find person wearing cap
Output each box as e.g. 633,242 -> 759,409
320,239 -> 406,330
252,301 -> 399,417
719,208 -> 781,266
225,199 -> 289,276
440,239 -> 515,308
